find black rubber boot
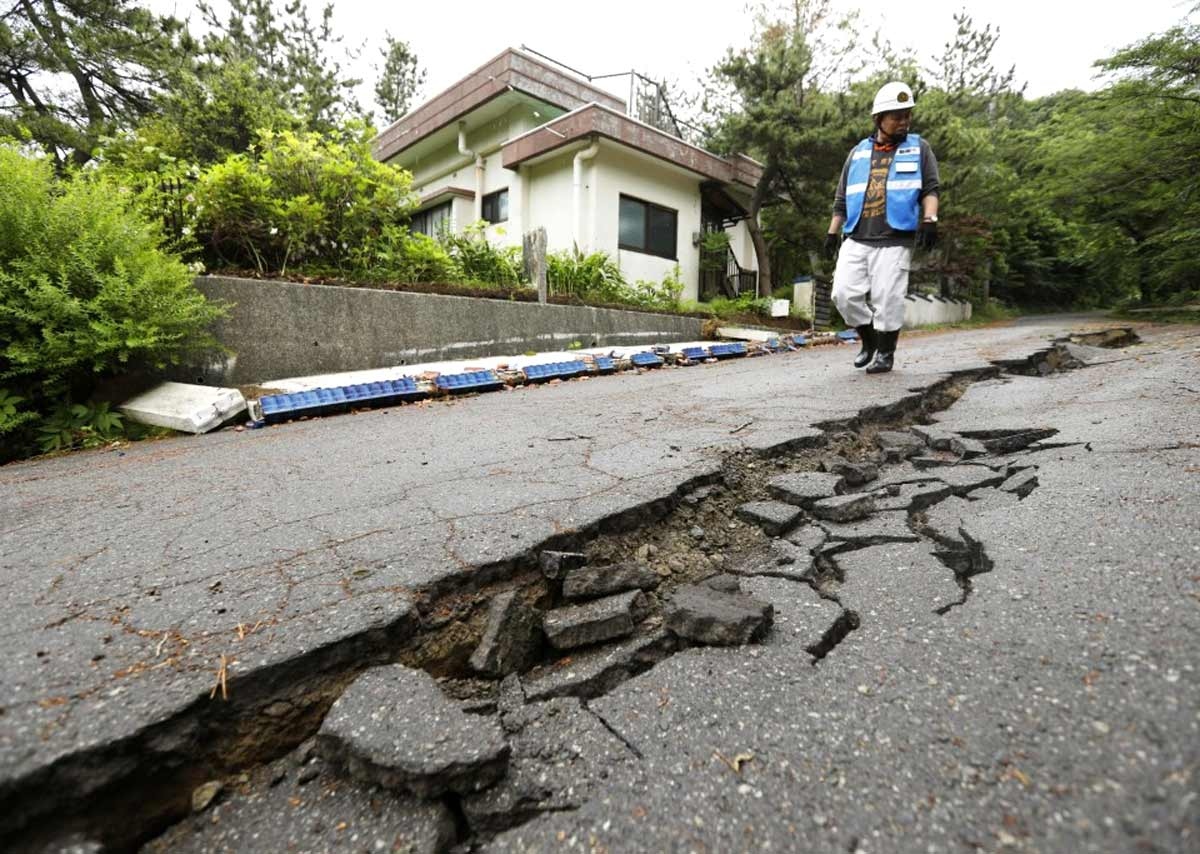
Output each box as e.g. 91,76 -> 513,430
866,330 -> 899,374
853,325 -> 876,368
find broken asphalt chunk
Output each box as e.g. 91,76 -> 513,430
539,550 -> 588,580
766,472 -> 845,507
979,428 -> 1059,454
739,575 -> 844,652
823,458 -> 880,486
735,500 -> 804,536
817,511 -> 921,546
317,664 -> 509,798
910,453 -> 961,469
934,465 -> 1008,495
561,561 -> 659,600
700,573 -> 743,593
809,492 -> 877,522
950,436 -> 988,458
785,523 -> 828,553
909,424 -> 957,450
469,590 -> 543,677
874,480 -> 954,512
1000,468 -> 1040,498
875,430 -> 927,462
543,590 -> 649,650
666,584 -> 774,646
523,632 -> 676,701
461,697 -> 642,835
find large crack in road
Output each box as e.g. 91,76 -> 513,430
5,329 -> 1161,854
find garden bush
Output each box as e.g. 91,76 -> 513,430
547,248 -> 627,302
0,145 -> 223,460
440,223 -> 525,287
193,123 -> 417,275
626,265 -> 685,310
354,227 -> 461,284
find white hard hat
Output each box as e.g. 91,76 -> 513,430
872,81 -> 915,115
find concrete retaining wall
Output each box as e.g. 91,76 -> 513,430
903,294 -> 972,328
189,276 -> 707,385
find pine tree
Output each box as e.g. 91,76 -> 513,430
374,34 -> 424,125
0,0 -> 196,165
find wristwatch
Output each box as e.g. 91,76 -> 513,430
922,215 -> 938,223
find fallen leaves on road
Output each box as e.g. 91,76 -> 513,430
1002,766 -> 1032,788
713,749 -> 755,775
210,654 -> 229,700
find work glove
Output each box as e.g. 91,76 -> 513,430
916,219 -> 938,251
823,232 -> 841,260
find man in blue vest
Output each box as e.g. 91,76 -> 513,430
823,81 -> 940,373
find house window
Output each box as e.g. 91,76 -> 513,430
411,201 -> 452,237
618,195 -> 677,259
482,189 -> 508,224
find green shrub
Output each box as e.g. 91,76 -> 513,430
626,264 -> 685,310
92,134 -> 204,261
193,123 -> 417,275
0,145 -> 223,459
353,227 -> 461,284
36,401 -> 123,454
547,248 -> 627,302
702,293 -> 766,319
440,223 -> 525,287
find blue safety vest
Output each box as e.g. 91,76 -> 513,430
843,134 -> 923,234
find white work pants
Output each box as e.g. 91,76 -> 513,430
831,239 -> 911,332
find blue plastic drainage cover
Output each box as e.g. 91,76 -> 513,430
523,360 -> 589,383
630,351 -> 664,368
436,370 -> 505,393
259,378 -> 426,423
592,356 -> 617,374
710,342 -> 748,359
681,346 -> 709,362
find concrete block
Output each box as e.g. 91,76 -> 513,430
716,326 -> 776,342
118,382 -> 246,434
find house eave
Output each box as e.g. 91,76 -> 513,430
500,103 -> 764,189
373,47 -> 625,163
416,186 -> 475,210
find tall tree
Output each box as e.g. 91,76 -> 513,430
197,0 -> 363,132
708,0 -> 862,296
373,34 -> 424,125
1089,8 -> 1200,300
0,0 -> 195,165
915,11 -> 1026,302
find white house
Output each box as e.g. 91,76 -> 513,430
373,48 -> 766,303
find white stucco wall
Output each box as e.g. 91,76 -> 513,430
401,103 -> 553,233
524,151 -> 578,252
393,107 -> 766,303
589,143 -> 703,301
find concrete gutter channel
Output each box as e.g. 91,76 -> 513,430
0,329 -> 1144,853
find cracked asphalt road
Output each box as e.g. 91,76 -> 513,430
1,314 -> 1197,852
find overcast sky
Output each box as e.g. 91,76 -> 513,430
160,0 -> 1194,109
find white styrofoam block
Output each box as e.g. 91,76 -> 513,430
770,299 -> 790,317
715,326 -> 776,342
119,382 -> 246,434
